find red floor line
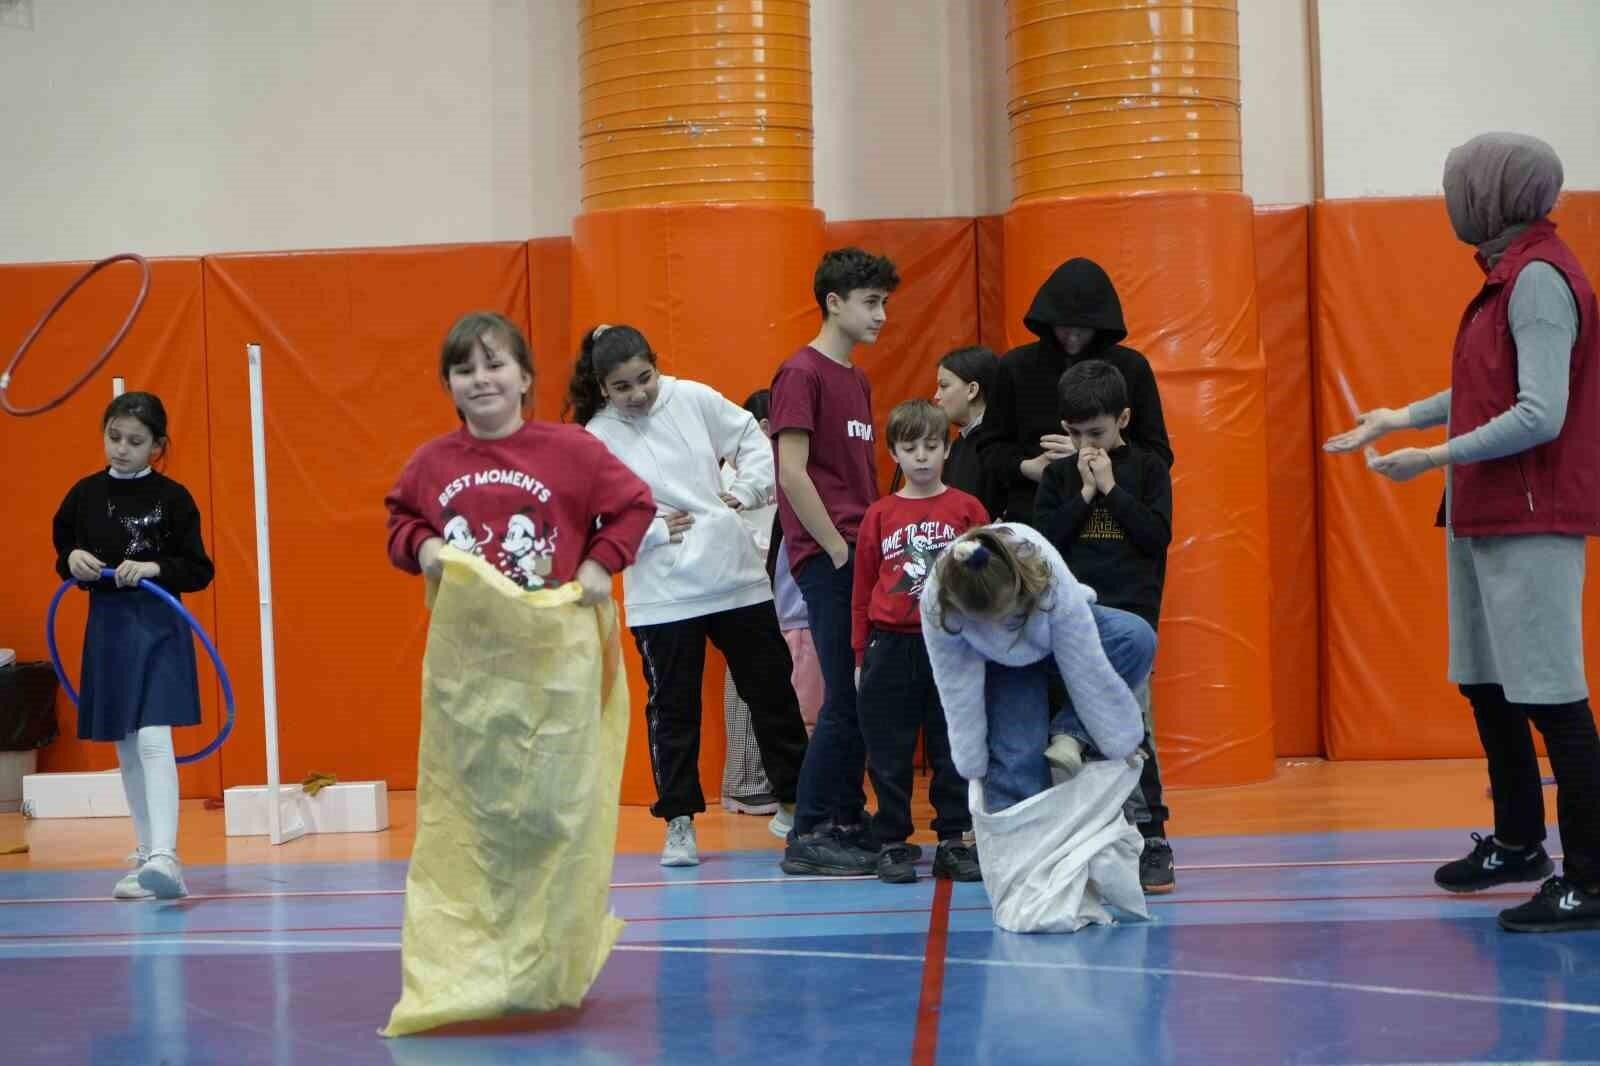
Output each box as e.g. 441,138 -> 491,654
910,878 -> 953,1066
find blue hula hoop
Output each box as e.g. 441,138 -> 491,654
46,568 -> 236,764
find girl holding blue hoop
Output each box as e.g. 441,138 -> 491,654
51,392 -> 214,900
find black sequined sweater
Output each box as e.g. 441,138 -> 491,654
51,470 -> 214,594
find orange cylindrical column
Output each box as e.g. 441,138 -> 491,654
574,1 -> 825,805
1008,0 -> 1242,200
580,0 -> 814,209
1003,0 -> 1272,787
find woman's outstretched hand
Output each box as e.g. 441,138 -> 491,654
1324,408 -> 1404,455
1367,446 -> 1440,483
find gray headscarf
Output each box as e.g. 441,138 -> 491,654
1442,132 -> 1564,255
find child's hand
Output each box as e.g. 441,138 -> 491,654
1039,433 -> 1076,462
1020,454 -> 1052,483
718,492 -> 743,511
67,549 -> 106,583
1076,449 -> 1097,498
664,511 -> 695,543
113,560 -> 160,588
575,559 -> 613,606
417,537 -> 446,579
1124,750 -> 1146,769
1088,450 -> 1115,494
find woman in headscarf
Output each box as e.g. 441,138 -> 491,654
1326,132 -> 1600,933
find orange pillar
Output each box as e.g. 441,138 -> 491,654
574,0 -> 825,804
1004,0 -> 1273,786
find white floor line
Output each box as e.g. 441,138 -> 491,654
0,851 -> 1564,906
9,936 -> 1597,1021
614,944 -> 1600,1017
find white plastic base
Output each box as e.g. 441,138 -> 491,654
223,781 -> 388,838
1,750 -> 40,814
20,770 -> 127,818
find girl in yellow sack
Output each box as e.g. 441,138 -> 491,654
381,312 -> 655,1034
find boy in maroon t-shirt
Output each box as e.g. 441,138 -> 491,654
851,400 -> 986,884
772,247 -> 899,877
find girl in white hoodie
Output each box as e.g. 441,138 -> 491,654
569,325 -> 812,866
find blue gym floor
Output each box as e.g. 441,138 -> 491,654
3,828 -> 1599,1064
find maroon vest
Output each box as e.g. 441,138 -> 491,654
1444,219 -> 1600,537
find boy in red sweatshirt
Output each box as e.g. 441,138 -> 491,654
852,400 -> 986,884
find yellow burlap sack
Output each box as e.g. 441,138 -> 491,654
383,549 -> 629,1037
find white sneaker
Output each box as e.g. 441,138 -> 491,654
113,851 -> 154,901
769,803 -> 795,840
1045,734 -> 1085,775
136,851 -> 188,899
660,816 -> 699,867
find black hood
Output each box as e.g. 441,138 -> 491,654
1022,258 -> 1128,356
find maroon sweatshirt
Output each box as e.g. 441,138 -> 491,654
385,420 -> 655,589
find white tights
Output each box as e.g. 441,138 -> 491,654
115,726 -> 179,857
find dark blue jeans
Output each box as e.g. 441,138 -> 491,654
859,629 -> 970,844
982,605 -> 1156,812
791,551 -> 868,835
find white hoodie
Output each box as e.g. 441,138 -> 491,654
585,376 -> 775,627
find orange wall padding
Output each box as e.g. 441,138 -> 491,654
201,244 -> 532,791
976,215 -> 1009,356
1315,192 -> 1600,759
571,203 -> 825,805
1005,193 -> 1274,787
822,218 -> 982,493
1254,205 -> 1321,756
34,195 -> 1599,796
0,259 -> 223,798
527,237 -> 574,422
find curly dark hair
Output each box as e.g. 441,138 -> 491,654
813,247 -> 900,315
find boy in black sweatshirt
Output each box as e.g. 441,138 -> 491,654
1034,359 -> 1177,895
981,257 -> 1172,526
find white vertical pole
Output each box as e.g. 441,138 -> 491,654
246,343 -> 289,845
112,377 -> 125,397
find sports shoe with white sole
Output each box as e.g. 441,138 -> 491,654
113,850 -> 155,901
136,852 -> 188,900
661,816 -> 699,867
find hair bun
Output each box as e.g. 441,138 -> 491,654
951,540 -> 989,568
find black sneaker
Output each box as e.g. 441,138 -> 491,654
1140,837 -> 1175,895
1498,877 -> 1600,933
1434,832 -> 1554,893
932,839 -> 982,882
877,843 -> 920,884
835,821 -> 879,854
781,827 -> 878,877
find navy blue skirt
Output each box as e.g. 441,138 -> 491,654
77,586 -> 202,742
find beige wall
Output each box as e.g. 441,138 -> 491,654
1239,0 -> 1315,205
1316,0 -> 1600,199
0,0 -> 577,264
811,0 -> 1009,221
5,0 -> 1593,265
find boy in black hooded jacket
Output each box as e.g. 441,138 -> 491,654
980,257 -> 1178,894
979,258 -> 1172,526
